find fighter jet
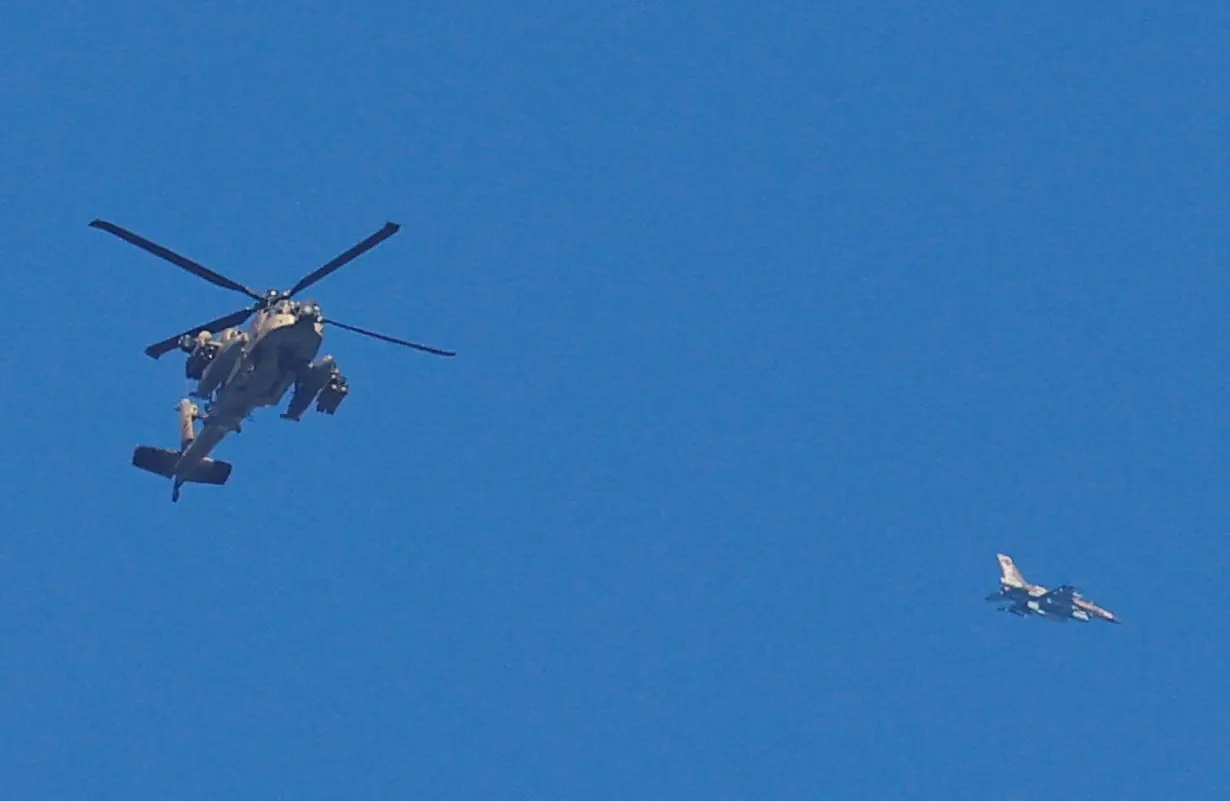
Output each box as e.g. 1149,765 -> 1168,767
986,553 -> 1119,623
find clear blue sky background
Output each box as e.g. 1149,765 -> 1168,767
1,4 -> 1227,799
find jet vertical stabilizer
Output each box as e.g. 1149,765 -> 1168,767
996,553 -> 1029,588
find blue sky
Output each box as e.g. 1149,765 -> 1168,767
1,4 -> 1227,799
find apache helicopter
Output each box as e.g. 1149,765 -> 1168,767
91,218 -> 454,501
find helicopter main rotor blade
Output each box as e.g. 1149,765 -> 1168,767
90,219 -> 265,302
287,221 -> 400,298
323,319 -> 455,356
144,307 -> 256,360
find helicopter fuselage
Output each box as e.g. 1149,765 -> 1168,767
211,303 -> 325,412
172,302 -> 326,475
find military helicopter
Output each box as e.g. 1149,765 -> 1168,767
91,218 -> 454,501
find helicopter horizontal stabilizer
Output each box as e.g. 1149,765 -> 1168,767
132,446 -> 232,485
